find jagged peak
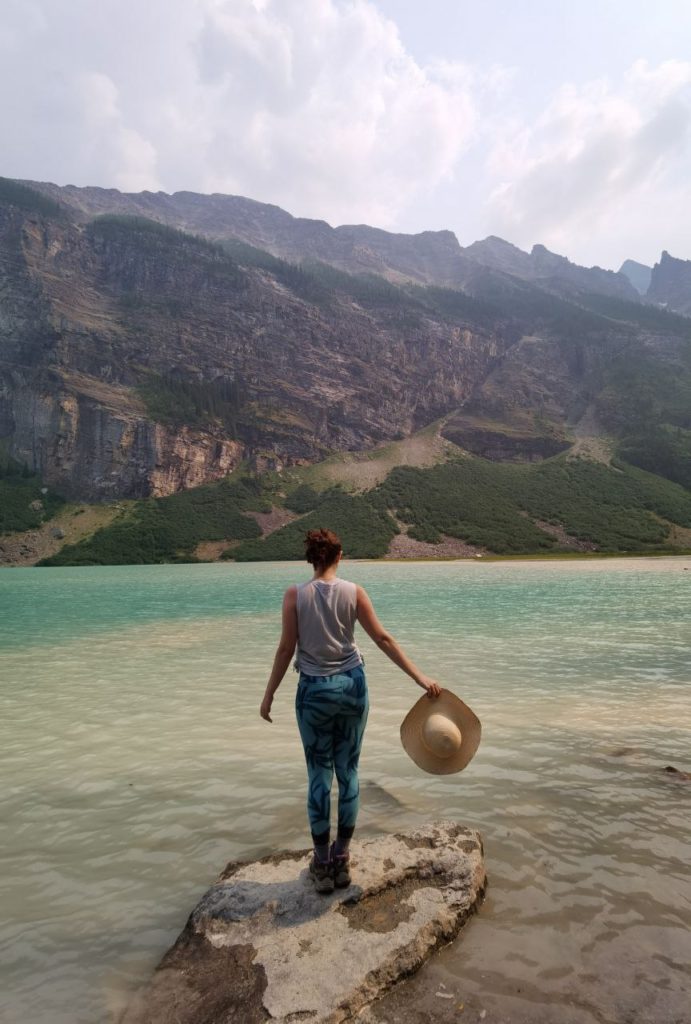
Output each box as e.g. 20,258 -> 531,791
653,250 -> 691,270
530,242 -> 569,263
656,249 -> 690,266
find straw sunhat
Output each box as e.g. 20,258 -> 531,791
400,689 -> 481,775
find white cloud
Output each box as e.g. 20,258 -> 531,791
1,0 -> 477,227
5,2 -> 688,268
485,60 -> 691,265
187,0 -> 477,225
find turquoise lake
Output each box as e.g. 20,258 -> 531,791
1,558 -> 690,1023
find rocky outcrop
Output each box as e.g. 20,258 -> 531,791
122,821 -> 486,1024
441,415 -> 569,462
465,237 -> 640,302
646,250 -> 691,315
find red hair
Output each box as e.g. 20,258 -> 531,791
304,528 -> 342,570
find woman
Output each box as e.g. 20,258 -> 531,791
260,528 -> 441,894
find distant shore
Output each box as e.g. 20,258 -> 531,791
380,549 -> 691,563
4,550 -> 691,570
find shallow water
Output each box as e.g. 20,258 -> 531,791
1,558 -> 690,1024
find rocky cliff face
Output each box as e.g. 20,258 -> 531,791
0,193 -> 505,499
647,250 -> 691,315
4,376 -> 244,500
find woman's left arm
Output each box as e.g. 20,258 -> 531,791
260,586 -> 298,722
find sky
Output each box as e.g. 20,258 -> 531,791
2,0 -> 691,270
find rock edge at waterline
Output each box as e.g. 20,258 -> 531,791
121,820 -> 486,1024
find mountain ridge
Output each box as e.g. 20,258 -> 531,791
22,177 -> 691,314
15,177 -> 653,303
2,176 -> 691,542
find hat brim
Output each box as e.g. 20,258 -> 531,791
400,689 -> 481,775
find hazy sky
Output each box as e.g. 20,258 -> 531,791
3,0 -> 691,269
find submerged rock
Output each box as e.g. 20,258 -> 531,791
122,820 -> 486,1024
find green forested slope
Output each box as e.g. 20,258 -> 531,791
28,451 -> 691,566
0,455 -> 65,533
38,477 -> 265,565
373,457 -> 691,553
230,489 -> 398,561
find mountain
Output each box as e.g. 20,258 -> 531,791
464,236 -> 639,301
18,178 -> 641,305
2,174 -> 691,540
0,179 -> 506,500
646,250 -> 691,316
619,259 -> 652,295
15,177 -> 475,287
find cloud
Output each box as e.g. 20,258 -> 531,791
1,0 -> 478,226
485,60 -> 691,265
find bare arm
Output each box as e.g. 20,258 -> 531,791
260,586 -> 298,722
356,586 -> 441,698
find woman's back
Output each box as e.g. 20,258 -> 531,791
260,526 -> 440,893
295,577 -> 362,676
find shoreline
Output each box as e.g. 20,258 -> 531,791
3,550 -> 691,570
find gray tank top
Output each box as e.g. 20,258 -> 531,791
294,577 -> 363,676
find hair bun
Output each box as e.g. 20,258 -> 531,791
304,528 -> 342,569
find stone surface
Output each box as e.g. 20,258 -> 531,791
122,821 -> 486,1024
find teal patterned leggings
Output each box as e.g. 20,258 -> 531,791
295,664 -> 369,844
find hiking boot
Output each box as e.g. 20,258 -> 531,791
330,842 -> 351,888
309,854 -> 334,894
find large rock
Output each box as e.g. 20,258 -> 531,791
122,820 -> 486,1024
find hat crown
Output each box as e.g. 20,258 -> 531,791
422,713 -> 462,759
400,688 -> 481,776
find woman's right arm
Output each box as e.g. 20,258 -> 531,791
355,585 -> 441,698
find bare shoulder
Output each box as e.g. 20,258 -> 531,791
283,585 -> 298,605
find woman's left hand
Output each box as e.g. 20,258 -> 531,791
416,675 -> 442,698
260,694 -> 273,722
